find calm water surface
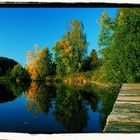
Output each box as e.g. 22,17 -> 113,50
0,82 -> 120,133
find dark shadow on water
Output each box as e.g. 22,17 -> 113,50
0,83 -> 17,103
0,80 -> 30,103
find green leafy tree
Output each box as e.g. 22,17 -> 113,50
9,64 -> 30,81
53,19 -> 87,77
98,8 -> 140,83
0,57 -> 18,76
90,49 -> 99,70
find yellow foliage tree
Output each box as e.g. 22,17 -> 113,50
26,44 -> 52,80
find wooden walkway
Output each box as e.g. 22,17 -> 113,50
104,83 -> 140,133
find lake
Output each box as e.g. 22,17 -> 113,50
0,81 -> 120,133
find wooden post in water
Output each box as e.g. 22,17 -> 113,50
104,83 -> 140,133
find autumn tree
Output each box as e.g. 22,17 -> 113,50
26,45 -> 53,80
98,8 -> 140,83
53,19 -> 87,77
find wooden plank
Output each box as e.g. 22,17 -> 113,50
117,96 -> 140,102
104,122 -> 140,133
122,84 -> 140,90
113,103 -> 140,113
119,90 -> 140,95
106,113 -> 140,123
115,101 -> 140,104
119,93 -> 140,97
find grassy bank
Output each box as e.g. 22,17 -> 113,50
0,67 -> 121,89
63,73 -> 90,85
62,67 -> 121,88
91,66 -> 121,88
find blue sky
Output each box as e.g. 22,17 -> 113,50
0,8 -> 117,67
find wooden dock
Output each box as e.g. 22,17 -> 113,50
104,83 -> 140,133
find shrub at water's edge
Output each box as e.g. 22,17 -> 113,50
0,57 -> 18,77
8,64 -> 30,82
0,57 -> 30,82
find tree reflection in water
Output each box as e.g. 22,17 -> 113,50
53,84 -> 89,133
0,80 -> 120,132
25,82 -> 56,117
20,81 -> 119,132
25,82 -> 101,132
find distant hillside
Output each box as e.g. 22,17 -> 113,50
0,57 -> 18,76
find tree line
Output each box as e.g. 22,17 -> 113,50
1,8 -> 139,84
25,19 -> 99,81
25,8 -> 140,84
